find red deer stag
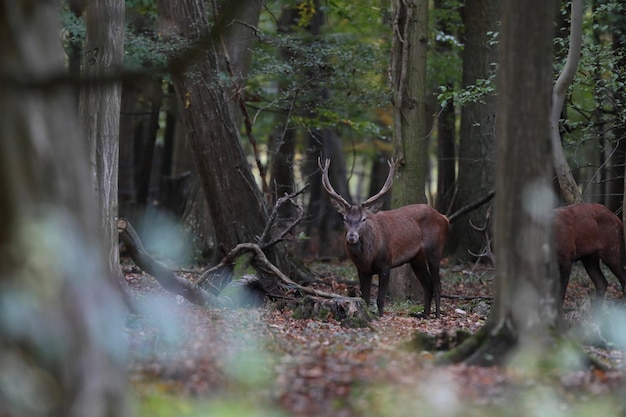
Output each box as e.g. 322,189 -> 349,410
319,158 -> 449,318
555,203 -> 626,305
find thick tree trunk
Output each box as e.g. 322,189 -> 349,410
448,0 -> 498,261
79,0 -> 125,285
389,0 -> 429,304
0,1 -> 130,415
156,0 -> 308,281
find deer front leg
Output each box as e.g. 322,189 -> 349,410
358,271 -> 373,311
377,268 -> 390,317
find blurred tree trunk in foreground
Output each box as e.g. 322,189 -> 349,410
79,0 -> 126,285
0,1 -> 130,416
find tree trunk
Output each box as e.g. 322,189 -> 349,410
78,0 -> 126,285
550,0 -> 584,205
432,0 -> 457,216
436,92 -> 456,214
267,5 -> 300,221
155,0 -> 307,280
369,153 -> 393,212
447,0 -> 498,261
0,1 -> 130,415
442,0 -> 564,367
606,12 -> 626,211
303,128 -> 349,258
389,0 -> 429,304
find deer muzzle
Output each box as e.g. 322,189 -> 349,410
346,231 -> 359,244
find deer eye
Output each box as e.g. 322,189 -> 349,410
361,217 -> 367,223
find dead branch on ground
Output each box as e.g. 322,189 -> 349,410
119,186 -> 371,326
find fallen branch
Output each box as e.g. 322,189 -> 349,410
118,218 -> 234,308
441,294 -> 493,300
119,182 -> 372,326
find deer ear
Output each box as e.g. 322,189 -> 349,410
330,199 -> 348,215
364,200 -> 384,214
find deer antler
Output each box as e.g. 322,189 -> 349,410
360,158 -> 397,207
318,157 -> 351,210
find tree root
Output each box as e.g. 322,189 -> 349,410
290,295 -> 372,328
434,318 -> 607,370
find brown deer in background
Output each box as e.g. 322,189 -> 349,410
471,203 -> 626,307
319,158 -> 449,318
555,203 -> 626,305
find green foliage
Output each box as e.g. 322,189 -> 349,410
127,0 -> 158,15
429,1 -> 463,88
556,0 -> 626,184
247,0 -> 392,156
60,0 -> 169,77
60,4 -> 86,47
436,72 -> 496,108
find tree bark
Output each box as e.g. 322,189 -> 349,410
0,1 -> 130,415
389,0 -> 429,304
550,0 -> 584,205
79,0 -> 126,286
433,0 -> 458,215
436,93 -> 457,214
448,0 -> 498,261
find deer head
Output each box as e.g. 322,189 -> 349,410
318,157 -> 396,244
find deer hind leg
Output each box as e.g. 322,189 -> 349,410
558,262 -> 572,304
426,255 -> 442,319
581,256 -> 608,305
410,258 -> 433,318
600,249 -> 626,298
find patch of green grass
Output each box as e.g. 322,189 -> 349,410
383,300 -> 423,316
136,393 -> 286,417
308,260 -> 358,280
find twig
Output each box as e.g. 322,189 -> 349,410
258,185 -> 308,247
441,294 -> 493,300
447,190 -> 495,224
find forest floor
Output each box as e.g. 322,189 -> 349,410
124,258 -> 626,417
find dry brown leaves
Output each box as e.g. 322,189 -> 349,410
125,261 -> 626,417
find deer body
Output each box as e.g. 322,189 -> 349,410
319,158 -> 449,317
554,203 -> 626,304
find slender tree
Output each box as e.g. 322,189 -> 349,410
551,0 -> 584,205
433,0 -> 460,215
448,0 -> 498,261
389,0 -> 430,303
